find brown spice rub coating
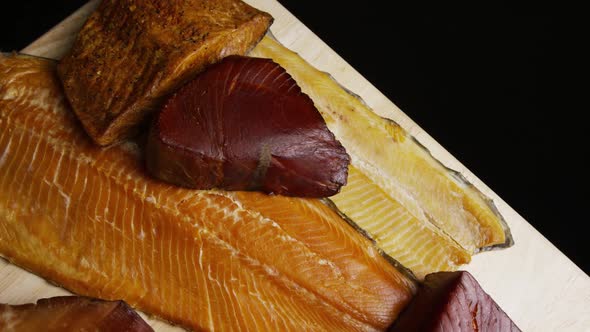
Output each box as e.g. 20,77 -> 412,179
58,0 -> 273,146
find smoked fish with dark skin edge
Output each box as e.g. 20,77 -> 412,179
389,271 -> 520,332
147,56 -> 351,197
250,36 -> 513,278
57,0 -> 273,146
0,296 -> 154,332
0,54 -> 416,332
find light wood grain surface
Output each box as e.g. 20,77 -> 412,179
2,0 -> 589,330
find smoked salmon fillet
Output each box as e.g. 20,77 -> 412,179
250,37 -> 513,276
0,54 -> 415,331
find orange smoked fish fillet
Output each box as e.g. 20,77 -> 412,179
0,54 -> 415,331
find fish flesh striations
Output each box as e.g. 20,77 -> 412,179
250,36 -> 512,277
332,166 -> 471,280
147,55 -> 350,197
251,36 -> 511,252
0,296 -> 153,332
0,54 -> 415,331
58,0 -> 273,146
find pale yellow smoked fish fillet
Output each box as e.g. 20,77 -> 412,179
251,37 -> 510,252
250,37 -> 512,272
0,54 -> 416,331
332,167 -> 470,280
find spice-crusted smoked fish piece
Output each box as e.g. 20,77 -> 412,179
0,54 -> 416,331
57,0 -> 273,146
250,37 -> 512,255
0,296 -> 153,332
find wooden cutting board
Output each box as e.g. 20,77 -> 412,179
1,1 -> 589,330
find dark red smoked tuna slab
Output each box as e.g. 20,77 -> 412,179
146,55 -> 350,197
390,271 -> 520,332
0,296 -> 153,331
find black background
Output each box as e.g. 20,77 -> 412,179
1,1 -> 586,274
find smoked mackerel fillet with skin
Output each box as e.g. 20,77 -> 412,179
0,55 -> 416,331
249,36 -> 513,279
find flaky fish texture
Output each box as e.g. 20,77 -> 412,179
332,167 -> 471,280
0,296 -> 153,332
0,54 -> 415,331
250,36 -> 512,277
58,0 -> 273,146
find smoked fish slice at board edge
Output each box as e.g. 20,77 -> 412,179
0,296 -> 153,332
0,54 -> 416,331
250,36 -> 513,258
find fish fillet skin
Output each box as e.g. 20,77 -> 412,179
331,166 -> 471,280
0,55 -> 415,331
250,37 -> 512,254
57,0 -> 273,146
0,296 -> 153,332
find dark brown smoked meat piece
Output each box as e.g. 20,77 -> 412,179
146,56 -> 351,197
57,0 -> 273,146
390,271 -> 521,332
0,296 -> 153,331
